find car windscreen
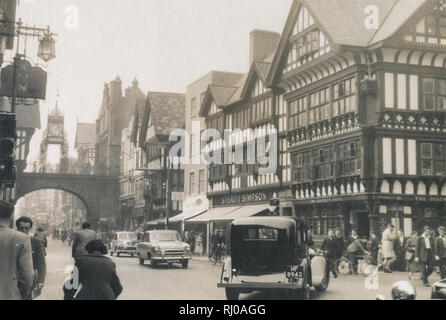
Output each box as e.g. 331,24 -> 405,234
151,232 -> 179,241
243,227 -> 279,241
118,233 -> 137,240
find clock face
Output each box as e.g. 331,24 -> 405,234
49,123 -> 63,137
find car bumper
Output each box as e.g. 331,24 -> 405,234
152,255 -> 192,262
117,247 -> 137,253
217,282 -> 304,290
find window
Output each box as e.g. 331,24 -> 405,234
293,151 -> 311,182
309,87 -> 330,124
333,78 -> 356,116
297,30 -> 320,58
189,172 -> 195,195
406,8 -> 446,45
422,78 -> 446,111
421,142 -> 445,176
199,170 -> 205,194
313,146 -> 334,180
289,97 -> 307,130
338,140 -> 361,176
251,98 -> 272,123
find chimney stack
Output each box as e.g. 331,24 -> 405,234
249,29 -> 281,66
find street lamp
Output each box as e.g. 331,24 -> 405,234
37,30 -> 56,62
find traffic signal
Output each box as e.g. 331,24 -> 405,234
0,112 -> 16,182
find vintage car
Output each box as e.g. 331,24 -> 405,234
110,231 -> 138,257
432,279 -> 446,299
217,217 -> 329,300
136,230 -> 192,268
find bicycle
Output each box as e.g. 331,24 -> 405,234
209,243 -> 226,265
335,251 -> 373,276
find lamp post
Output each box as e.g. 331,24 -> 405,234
9,18 -> 57,114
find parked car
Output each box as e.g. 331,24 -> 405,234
432,279 -> 446,299
136,230 -> 192,268
110,231 -> 138,257
217,217 -> 330,300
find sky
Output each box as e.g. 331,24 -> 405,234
12,0 -> 293,164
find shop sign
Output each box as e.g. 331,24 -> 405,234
215,191 -> 274,205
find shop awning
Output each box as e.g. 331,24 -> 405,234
186,206 -> 241,223
169,209 -> 207,223
147,217 -> 167,225
211,204 -> 275,222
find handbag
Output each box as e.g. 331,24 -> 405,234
405,251 -> 414,261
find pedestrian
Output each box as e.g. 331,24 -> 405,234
72,222 -> 97,260
61,229 -> 68,243
346,236 -> 368,274
434,226 -> 446,280
415,226 -> 436,286
381,224 -> 397,273
34,227 -> 48,254
0,201 -> 35,300
394,230 -> 407,272
65,240 -> 123,300
346,229 -> 359,247
334,228 -> 345,261
195,232 -> 204,256
405,231 -> 418,280
369,231 -> 380,266
320,229 -> 339,278
16,216 -> 47,300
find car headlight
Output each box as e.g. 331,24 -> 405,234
153,246 -> 160,252
184,245 -> 191,251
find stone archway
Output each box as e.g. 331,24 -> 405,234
15,172 -> 119,227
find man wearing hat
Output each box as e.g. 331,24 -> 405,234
435,226 -> 446,279
415,226 -> 436,286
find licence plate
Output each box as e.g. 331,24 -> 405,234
286,266 -> 304,280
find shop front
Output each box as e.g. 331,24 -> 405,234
293,194 -> 446,239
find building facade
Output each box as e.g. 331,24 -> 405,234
264,0 -> 446,237
95,77 -> 146,176
137,92 -> 186,229
193,30 -> 292,248
75,122 -> 96,175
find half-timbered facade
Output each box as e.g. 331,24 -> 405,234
266,0 -> 446,237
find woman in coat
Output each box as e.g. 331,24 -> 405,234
405,231 -> 419,280
73,240 -> 123,300
381,224 -> 397,273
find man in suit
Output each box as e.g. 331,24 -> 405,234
0,201 -> 35,300
346,229 -> 359,247
415,226 -> 436,286
16,216 -> 47,300
334,228 -> 345,261
321,229 -> 339,278
435,226 -> 446,279
72,222 -> 97,259
394,230 -> 408,271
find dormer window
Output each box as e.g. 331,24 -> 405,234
297,30 -> 320,59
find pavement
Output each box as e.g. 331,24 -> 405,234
37,239 -> 441,300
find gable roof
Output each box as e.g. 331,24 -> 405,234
139,92 -> 186,146
75,123 -> 96,148
267,0 -> 429,86
368,0 -> 429,46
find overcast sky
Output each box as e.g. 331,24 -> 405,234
14,0 -> 293,164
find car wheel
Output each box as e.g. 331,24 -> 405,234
182,260 -> 189,269
139,257 -> 145,265
225,288 -> 239,300
149,256 -> 157,268
117,252 -> 120,257
314,272 -> 330,292
336,258 -> 351,276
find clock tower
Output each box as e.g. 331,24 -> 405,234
38,101 -> 69,173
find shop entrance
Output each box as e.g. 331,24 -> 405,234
357,212 -> 370,237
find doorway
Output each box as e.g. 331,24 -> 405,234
357,212 -> 370,237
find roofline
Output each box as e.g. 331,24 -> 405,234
186,70 -> 244,89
